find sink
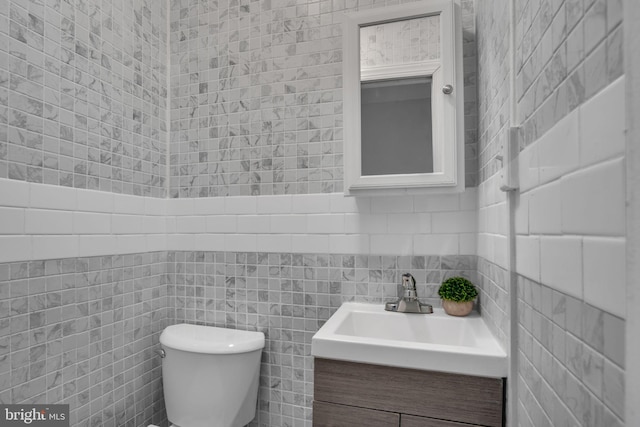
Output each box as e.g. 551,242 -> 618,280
311,302 -> 507,378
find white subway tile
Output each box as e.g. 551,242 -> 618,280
459,233 -> 477,254
0,207 -> 25,234
515,192 -> 530,235
224,234 -> 257,252
371,195 -> 414,213
257,195 -> 293,214
431,210 -> 477,233
518,143 -> 540,193
414,193 -> 460,212
176,216 -> 207,234
370,234 -> 413,255
476,233 -> 493,261
307,214 -> 345,234
142,216 -> 166,234
329,234 -> 370,254
77,189 -> 114,213
561,157 -> 625,236
540,236 -> 583,298
483,203 -> 508,236
538,108 -> 580,185
388,213 -> 431,234
329,193 -> 370,213
529,181 -> 562,234
0,178 -> 30,207
237,215 -> 271,233
26,209 -> 73,234
583,237 -> 626,318
292,194 -> 330,213
166,198 -> 195,215
344,214 -> 387,234
167,234 -> 196,251
0,236 -> 31,262
493,235 -> 509,269
580,77 -> 626,168
516,236 -> 540,281
206,215 -> 237,233
225,196 -> 257,214
112,193 -> 145,214
78,235 -> 118,257
193,197 -> 225,215
194,234 -> 225,251
165,216 -> 177,234
459,188 -> 478,211
32,235 -> 78,260
30,183 -> 77,210
116,235 -> 147,254
413,234 -> 459,255
270,214 -> 307,233
146,234 -> 168,252
144,197 -> 166,216
111,214 -> 144,235
72,212 -> 111,234
257,234 -> 292,253
292,234 -> 329,253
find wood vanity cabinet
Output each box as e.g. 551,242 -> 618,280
313,358 -> 505,427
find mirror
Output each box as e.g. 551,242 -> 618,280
343,0 -> 464,195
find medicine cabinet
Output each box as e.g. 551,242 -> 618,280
343,0 -> 464,195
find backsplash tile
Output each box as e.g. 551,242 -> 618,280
166,250 -> 477,427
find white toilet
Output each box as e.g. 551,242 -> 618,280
159,323 -> 265,427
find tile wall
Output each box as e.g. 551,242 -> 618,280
0,252 -> 170,427
167,0 -> 479,197
516,0 -> 623,147
517,274 -> 625,427
167,250 -> 478,426
477,0 -> 628,425
515,75 -> 627,427
0,0 -> 168,197
476,0 -> 512,349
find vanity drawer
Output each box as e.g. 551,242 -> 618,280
313,401 -> 400,426
314,358 -> 504,427
401,414 -> 473,427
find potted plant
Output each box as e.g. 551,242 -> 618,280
438,276 -> 478,316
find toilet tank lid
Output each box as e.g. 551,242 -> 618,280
160,324 -> 265,354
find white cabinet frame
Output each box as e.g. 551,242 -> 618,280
343,0 -> 464,195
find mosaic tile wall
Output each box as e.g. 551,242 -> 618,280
166,251 -> 478,427
0,252 -> 170,427
168,0 -> 479,197
475,0 -> 511,350
515,0 -> 624,147
0,0 -> 168,197
477,257 -> 509,349
517,275 -> 625,427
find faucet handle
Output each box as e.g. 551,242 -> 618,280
402,273 -> 416,289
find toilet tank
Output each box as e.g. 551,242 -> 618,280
160,324 -> 265,427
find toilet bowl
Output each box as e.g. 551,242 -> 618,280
159,324 -> 265,427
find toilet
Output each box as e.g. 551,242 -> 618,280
159,323 -> 265,427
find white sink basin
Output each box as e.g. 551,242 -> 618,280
311,302 -> 507,378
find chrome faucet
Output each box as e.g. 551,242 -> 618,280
385,273 -> 433,314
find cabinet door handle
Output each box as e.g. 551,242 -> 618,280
442,84 -> 453,95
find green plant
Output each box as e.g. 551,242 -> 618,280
438,277 -> 478,302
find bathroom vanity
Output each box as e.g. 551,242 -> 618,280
313,358 -> 504,427
311,303 -> 508,426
